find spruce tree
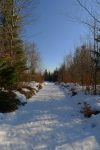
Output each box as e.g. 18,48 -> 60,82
0,0 -> 25,89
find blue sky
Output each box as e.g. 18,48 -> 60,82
24,0 -> 89,72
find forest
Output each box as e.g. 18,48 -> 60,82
0,0 -> 100,113
0,0 -> 43,112
0,1 -> 100,150
44,0 -> 100,95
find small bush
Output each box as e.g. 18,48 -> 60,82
20,90 -> 35,99
81,102 -> 92,118
17,82 -> 43,99
0,91 -> 21,113
17,87 -> 36,99
70,88 -> 77,96
15,82 -> 24,91
38,83 -> 43,90
85,86 -> 90,95
81,102 -> 100,118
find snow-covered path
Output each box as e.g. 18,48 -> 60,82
0,83 -> 100,150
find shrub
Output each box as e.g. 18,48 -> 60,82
0,91 -> 21,113
17,87 -> 36,99
70,88 -> 77,96
20,90 -> 35,99
85,86 -> 90,95
81,102 -> 92,117
14,82 -> 24,91
38,83 -> 43,90
17,82 -> 43,99
81,102 -> 100,118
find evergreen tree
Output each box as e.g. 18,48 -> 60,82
43,69 -> 48,81
52,68 -> 58,82
0,0 -> 25,89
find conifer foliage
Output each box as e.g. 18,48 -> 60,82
0,0 -> 25,89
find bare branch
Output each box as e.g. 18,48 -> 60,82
64,10 -> 97,30
76,0 -> 100,24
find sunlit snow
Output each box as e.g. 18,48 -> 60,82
0,83 -> 100,150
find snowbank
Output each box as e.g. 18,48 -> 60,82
14,91 -> 27,103
82,96 -> 100,111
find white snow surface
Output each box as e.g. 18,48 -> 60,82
0,83 -> 100,150
14,91 -> 27,103
22,88 -> 30,92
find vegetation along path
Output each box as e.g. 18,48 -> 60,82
0,83 -> 100,150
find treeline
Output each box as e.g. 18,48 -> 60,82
44,44 -> 100,86
43,69 -> 58,82
0,0 -> 42,90
57,44 -> 94,85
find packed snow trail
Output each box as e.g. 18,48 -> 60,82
0,83 -> 100,150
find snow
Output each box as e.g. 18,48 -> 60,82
83,96 -> 100,110
22,88 -> 30,92
56,136 -> 99,150
23,81 -> 40,92
14,91 -> 27,103
0,82 -> 100,150
28,82 -> 39,91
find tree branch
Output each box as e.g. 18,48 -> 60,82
76,0 -> 100,24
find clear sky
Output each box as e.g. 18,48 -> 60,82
24,0 -> 89,72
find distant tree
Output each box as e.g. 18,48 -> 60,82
74,45 -> 91,85
58,54 -> 75,83
43,70 -> 53,82
43,69 -> 49,81
43,69 -> 47,80
57,44 -> 93,85
24,42 -> 40,81
52,68 -> 58,82
58,62 -> 66,83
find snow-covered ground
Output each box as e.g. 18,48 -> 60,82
0,82 -> 100,150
